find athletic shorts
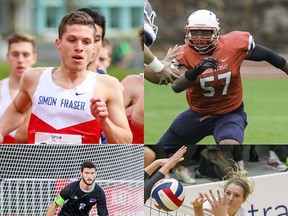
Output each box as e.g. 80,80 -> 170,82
158,104 -> 247,153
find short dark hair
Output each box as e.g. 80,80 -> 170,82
78,8 -> 106,40
58,11 -> 96,40
81,161 -> 97,172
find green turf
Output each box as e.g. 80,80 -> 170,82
144,77 -> 288,144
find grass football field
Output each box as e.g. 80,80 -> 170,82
144,77 -> 288,144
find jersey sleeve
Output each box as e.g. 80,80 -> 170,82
55,194 -> 65,206
223,31 -> 255,53
144,171 -> 165,203
97,187 -> 109,216
55,182 -> 73,206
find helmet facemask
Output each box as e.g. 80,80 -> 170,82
144,0 -> 158,47
144,9 -> 158,36
185,27 -> 219,54
185,9 -> 220,54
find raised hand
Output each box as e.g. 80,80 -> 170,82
90,98 -> 108,124
204,190 -> 228,216
157,45 -> 184,85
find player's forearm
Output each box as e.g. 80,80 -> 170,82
247,44 -> 287,72
281,62 -> 288,74
193,207 -> 205,216
144,44 -> 165,73
144,44 -> 156,64
144,160 -> 162,176
0,102 -> 25,138
172,74 -> 193,93
144,171 -> 165,203
46,202 -> 57,216
102,119 -> 133,144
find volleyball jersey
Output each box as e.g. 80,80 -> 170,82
0,78 -> 16,143
176,31 -> 254,115
28,67 -> 101,144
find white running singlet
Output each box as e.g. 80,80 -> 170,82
0,77 -> 16,142
28,67 -> 101,144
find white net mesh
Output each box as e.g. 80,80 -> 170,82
145,200 -> 195,216
0,144 -> 144,216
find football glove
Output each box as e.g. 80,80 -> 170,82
185,57 -> 218,81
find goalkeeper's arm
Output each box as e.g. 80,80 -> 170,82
46,201 -> 58,216
46,194 -> 65,216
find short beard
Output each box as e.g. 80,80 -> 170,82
82,178 -> 95,186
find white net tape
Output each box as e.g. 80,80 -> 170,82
145,199 -> 195,216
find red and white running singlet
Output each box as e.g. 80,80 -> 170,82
28,67 -> 101,144
0,78 -> 16,143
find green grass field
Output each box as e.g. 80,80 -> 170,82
144,77 -> 288,144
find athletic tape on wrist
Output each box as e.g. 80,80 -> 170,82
148,56 -> 164,73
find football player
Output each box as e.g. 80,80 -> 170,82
156,9 -> 288,146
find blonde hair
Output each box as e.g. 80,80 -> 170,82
222,161 -> 254,201
7,33 -> 36,53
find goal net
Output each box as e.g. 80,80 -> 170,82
0,144 -> 143,216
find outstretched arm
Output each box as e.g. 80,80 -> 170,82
144,145 -> 187,176
144,44 -> 183,85
46,202 -> 58,216
144,146 -> 187,203
246,44 -> 288,74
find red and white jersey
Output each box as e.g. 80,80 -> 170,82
28,67 -> 101,144
176,31 -> 254,115
0,77 -> 16,143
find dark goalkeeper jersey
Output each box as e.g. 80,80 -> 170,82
56,180 -> 108,216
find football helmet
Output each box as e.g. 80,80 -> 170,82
185,9 -> 220,54
144,0 -> 158,47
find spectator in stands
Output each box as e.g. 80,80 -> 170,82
267,146 -> 288,171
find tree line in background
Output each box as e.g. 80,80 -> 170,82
151,0 -> 288,53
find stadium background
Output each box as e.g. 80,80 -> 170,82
145,0 -> 288,144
